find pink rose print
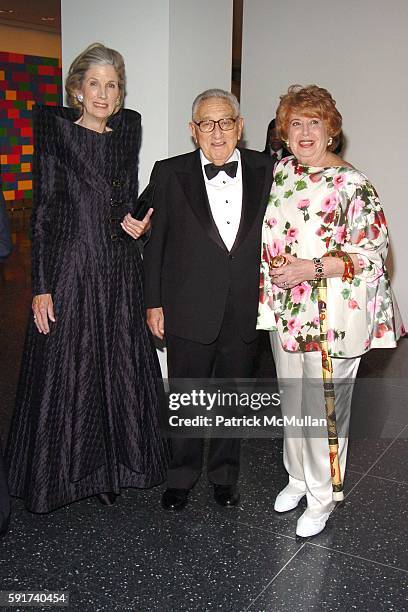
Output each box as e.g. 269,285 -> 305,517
283,337 -> 300,351
285,227 -> 299,243
267,238 -> 285,258
305,341 -> 320,352
327,329 -> 335,342
322,192 -> 339,213
297,198 -> 310,209
367,296 -> 383,315
335,225 -> 346,244
287,316 -> 302,336
374,323 -> 389,339
333,174 -> 346,189
366,224 -> 380,240
266,217 -> 277,228
313,315 -> 320,327
291,282 -> 312,304
347,197 -> 364,221
348,299 -> 359,310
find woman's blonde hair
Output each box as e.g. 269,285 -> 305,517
65,42 -> 126,114
276,85 -> 342,151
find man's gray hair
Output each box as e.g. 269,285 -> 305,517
192,89 -> 240,121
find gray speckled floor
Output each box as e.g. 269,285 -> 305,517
1,232 -> 408,611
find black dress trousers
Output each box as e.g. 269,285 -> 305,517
0,446 -> 10,531
165,293 -> 259,489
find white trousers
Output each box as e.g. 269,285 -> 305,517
270,332 -> 361,514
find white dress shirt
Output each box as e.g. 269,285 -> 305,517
200,149 -> 243,251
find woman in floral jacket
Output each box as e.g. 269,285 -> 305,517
258,85 -> 404,537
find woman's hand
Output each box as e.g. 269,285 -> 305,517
121,208 -> 153,240
32,293 -> 55,334
269,253 -> 315,289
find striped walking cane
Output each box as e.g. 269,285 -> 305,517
316,275 -> 344,501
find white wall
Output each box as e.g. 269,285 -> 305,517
61,0 -> 233,187
241,0 -> 408,321
168,0 -> 233,156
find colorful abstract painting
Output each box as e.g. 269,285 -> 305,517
0,51 -> 62,206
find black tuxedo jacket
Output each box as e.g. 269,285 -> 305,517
143,148 -> 274,344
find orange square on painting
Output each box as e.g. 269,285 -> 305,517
22,145 -> 33,154
5,90 -> 17,100
0,155 -> 8,165
27,100 -> 35,110
0,70 -> 4,80
3,191 -> 15,201
18,180 -> 32,191
21,163 -> 31,172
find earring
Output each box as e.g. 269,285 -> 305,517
76,93 -> 83,103
328,137 -> 333,147
284,140 -> 290,150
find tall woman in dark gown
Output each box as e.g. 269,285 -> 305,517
6,43 -> 168,513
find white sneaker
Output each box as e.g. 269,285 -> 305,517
274,484 -> 306,513
296,508 -> 332,537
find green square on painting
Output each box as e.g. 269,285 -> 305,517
24,190 -> 33,199
43,57 -> 58,66
0,127 -> 6,137
27,65 -> 38,75
18,82 -> 30,91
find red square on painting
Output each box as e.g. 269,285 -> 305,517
9,53 -> 25,64
15,118 -> 31,128
12,72 -> 30,83
38,65 -> 55,76
21,127 -> 33,137
2,173 -> 14,182
7,109 -> 19,119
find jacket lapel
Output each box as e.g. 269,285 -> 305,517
176,150 -> 227,252
231,150 -> 266,253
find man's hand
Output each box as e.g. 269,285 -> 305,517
32,293 -> 55,334
147,307 -> 165,339
121,208 -> 153,240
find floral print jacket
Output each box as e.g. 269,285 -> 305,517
257,157 -> 404,357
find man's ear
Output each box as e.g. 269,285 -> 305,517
189,121 -> 198,144
237,116 -> 244,141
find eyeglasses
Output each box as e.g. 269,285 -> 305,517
194,118 -> 237,133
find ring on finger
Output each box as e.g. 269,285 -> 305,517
33,314 -> 37,320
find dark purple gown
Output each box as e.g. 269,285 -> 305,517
5,106 -> 168,513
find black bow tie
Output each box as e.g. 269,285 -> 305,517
204,161 -> 238,180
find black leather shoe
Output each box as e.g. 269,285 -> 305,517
213,484 -> 240,507
97,492 -> 117,506
161,488 -> 189,511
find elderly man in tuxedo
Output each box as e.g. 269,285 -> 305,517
144,89 -> 274,511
